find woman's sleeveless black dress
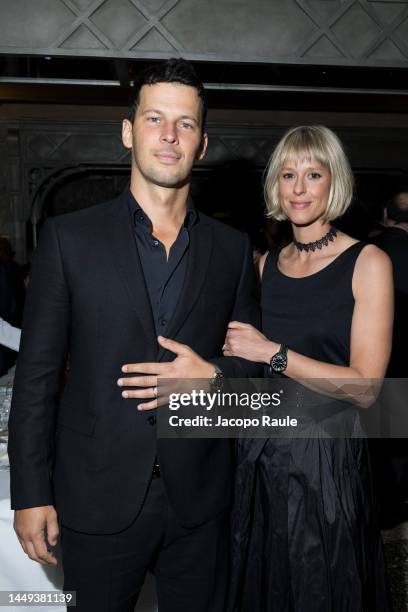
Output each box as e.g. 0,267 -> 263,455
230,243 -> 391,612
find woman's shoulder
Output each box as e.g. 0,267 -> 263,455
354,242 -> 392,271
334,233 -> 388,263
352,241 -> 393,295
334,232 -> 391,275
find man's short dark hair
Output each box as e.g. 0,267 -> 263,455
387,191 -> 408,223
129,58 -> 207,130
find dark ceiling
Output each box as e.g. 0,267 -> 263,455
1,54 -> 407,113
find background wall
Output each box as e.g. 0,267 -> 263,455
1,0 -> 408,261
1,0 -> 408,66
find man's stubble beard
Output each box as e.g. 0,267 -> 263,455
133,157 -> 192,190
145,168 -> 191,189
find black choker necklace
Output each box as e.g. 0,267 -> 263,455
293,226 -> 337,252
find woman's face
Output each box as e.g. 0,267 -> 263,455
278,156 -> 331,226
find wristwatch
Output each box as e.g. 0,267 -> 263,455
209,365 -> 224,391
269,344 -> 288,374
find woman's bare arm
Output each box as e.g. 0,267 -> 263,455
224,245 -> 394,406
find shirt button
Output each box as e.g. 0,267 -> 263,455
159,318 -> 167,326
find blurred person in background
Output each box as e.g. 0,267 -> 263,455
370,191 -> 408,527
0,237 -> 25,375
0,259 -> 17,376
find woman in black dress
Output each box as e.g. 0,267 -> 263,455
223,126 -> 393,611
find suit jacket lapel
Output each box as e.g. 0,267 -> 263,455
105,193 -> 157,358
158,219 -> 213,361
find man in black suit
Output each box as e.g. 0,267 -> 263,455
370,191 -> 408,525
8,59 -> 260,611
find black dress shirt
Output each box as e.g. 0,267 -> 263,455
127,189 -> 197,335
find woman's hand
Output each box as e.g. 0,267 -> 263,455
223,321 -> 275,363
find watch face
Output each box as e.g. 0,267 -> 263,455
271,352 -> 287,373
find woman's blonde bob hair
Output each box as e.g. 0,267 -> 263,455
264,125 -> 354,222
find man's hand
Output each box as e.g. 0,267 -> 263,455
117,336 -> 215,411
14,505 -> 59,565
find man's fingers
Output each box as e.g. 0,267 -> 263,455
122,363 -> 164,374
46,516 -> 59,547
121,387 -> 158,399
32,534 -> 58,566
137,384 -> 171,410
26,535 -> 57,566
137,398 -> 158,411
14,506 -> 59,566
25,540 -> 46,565
158,380 -> 184,395
156,394 -> 170,408
117,375 -> 157,388
157,336 -> 190,355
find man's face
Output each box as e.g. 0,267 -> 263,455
122,82 -> 207,189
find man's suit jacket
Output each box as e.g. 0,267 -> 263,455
8,191 -> 260,534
